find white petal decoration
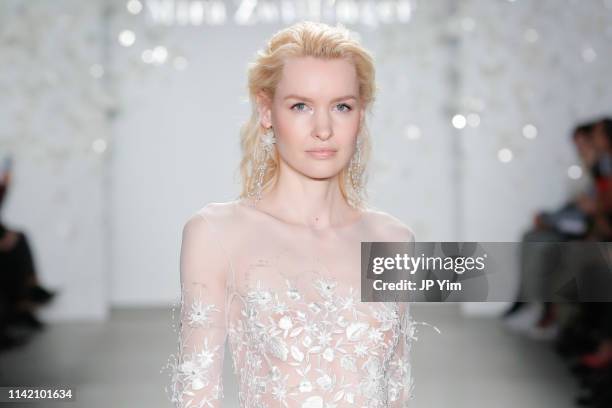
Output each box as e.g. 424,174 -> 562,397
270,366 -> 281,380
191,377 -> 205,391
279,315 -> 293,330
287,288 -> 301,301
291,345 -> 304,362
308,303 -> 322,314
316,374 -> 332,391
346,322 -> 369,341
267,337 -> 288,361
299,379 -> 313,393
290,327 -> 303,337
322,347 -> 334,362
302,395 -> 323,408
333,390 -> 344,402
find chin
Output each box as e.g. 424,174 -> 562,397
302,164 -> 345,180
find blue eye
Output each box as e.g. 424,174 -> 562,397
291,102 -> 353,112
291,103 -> 308,112
337,103 -> 352,112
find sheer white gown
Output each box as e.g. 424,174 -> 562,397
165,198 -> 437,408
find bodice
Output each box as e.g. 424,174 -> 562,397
164,199 -> 437,408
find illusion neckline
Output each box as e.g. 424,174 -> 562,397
235,198 -> 368,231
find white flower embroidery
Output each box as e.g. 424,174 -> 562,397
187,300 -> 219,327
340,354 -> 357,372
368,327 -> 384,343
195,338 -> 219,368
179,359 -> 207,390
316,329 -> 332,347
165,271 -> 438,408
314,278 -> 337,299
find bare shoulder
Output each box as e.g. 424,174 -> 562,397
363,207 -> 416,242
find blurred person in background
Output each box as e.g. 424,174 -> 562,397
588,118 -> 612,239
500,118 -> 612,407
553,117 -> 612,408
0,155 -> 56,351
502,122 -> 598,338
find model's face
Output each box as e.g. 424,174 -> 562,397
258,56 -> 365,180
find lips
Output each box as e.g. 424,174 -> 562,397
306,149 -> 337,159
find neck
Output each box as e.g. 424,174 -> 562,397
258,165 -> 357,229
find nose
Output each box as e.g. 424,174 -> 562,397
313,111 -> 333,141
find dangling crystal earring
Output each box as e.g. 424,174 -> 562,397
347,135 -> 364,206
249,127 -> 276,202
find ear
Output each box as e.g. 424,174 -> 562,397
256,91 -> 272,129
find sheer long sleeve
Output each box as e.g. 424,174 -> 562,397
167,212 -> 230,408
387,302 -> 418,407
385,226 -> 441,407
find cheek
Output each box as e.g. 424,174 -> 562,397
339,118 -> 362,147
273,112 -> 305,145
274,123 -> 302,156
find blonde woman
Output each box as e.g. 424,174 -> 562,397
167,21 -> 430,408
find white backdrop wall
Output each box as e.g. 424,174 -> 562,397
108,22 -> 250,305
460,0 -> 612,242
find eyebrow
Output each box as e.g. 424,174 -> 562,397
283,94 -> 358,103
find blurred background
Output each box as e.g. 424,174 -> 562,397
1,0 -> 611,407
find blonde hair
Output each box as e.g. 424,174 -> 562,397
238,21 -> 377,209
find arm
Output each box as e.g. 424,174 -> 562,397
167,212 -> 229,408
